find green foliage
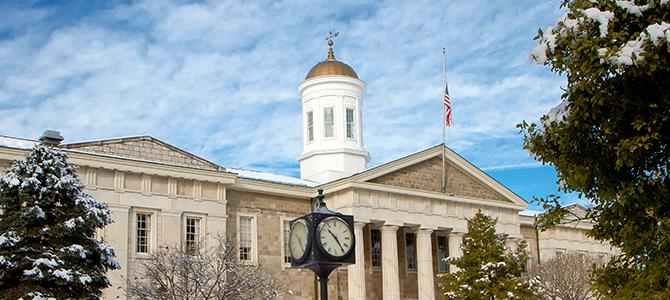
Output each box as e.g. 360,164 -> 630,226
440,212 -> 542,299
0,146 -> 120,299
522,0 -> 670,298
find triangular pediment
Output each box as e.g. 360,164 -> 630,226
369,156 -> 508,202
331,145 -> 526,206
62,136 -> 222,171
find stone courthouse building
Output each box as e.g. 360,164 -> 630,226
0,43 -> 616,299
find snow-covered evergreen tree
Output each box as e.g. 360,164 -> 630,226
523,0 -> 670,297
439,212 -> 542,299
0,145 -> 120,299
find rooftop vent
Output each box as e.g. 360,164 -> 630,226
39,130 -> 64,146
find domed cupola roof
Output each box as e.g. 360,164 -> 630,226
305,39 -> 358,80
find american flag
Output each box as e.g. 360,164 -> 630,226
443,83 -> 452,127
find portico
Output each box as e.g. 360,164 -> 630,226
346,220 -> 468,299
319,145 -> 527,299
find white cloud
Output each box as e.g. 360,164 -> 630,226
0,0 -> 566,178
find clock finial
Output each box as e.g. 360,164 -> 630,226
314,189 -> 326,209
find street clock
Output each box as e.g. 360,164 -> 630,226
288,189 -> 355,300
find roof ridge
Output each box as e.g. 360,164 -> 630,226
0,134 -> 39,142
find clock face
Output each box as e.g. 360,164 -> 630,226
289,219 -> 309,262
317,216 -> 353,258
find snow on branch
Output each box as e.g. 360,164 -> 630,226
543,100 -> 571,126
532,1 -> 670,67
531,8 -> 614,63
616,0 -> 651,17
607,22 -> 670,66
582,8 -> 614,37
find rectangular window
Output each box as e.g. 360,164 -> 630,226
371,229 -> 382,267
556,249 -> 565,257
283,220 -> 291,265
437,236 -> 449,273
136,213 -> 151,253
346,108 -> 355,139
307,111 -> 314,142
324,107 -> 334,138
405,233 -> 416,271
239,216 -> 253,261
185,217 -> 201,254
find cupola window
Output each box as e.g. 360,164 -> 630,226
307,111 -> 314,142
324,107 -> 335,138
346,108 -> 355,139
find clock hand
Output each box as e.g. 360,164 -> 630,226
297,236 -> 306,253
326,228 -> 345,253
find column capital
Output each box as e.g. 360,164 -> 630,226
354,221 -> 367,230
416,228 -> 433,236
381,224 -> 399,232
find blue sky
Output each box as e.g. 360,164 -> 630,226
0,0 -> 574,210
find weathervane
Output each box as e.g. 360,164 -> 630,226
325,31 -> 339,60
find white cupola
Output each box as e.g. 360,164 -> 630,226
298,39 -> 370,183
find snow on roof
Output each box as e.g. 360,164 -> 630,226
0,135 -> 37,149
519,209 -> 543,217
227,168 -> 317,187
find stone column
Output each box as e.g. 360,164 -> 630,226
416,229 -> 435,300
448,232 -> 464,273
506,237 -> 519,252
347,222 -> 367,300
381,225 -> 400,300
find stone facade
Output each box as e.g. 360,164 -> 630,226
226,190 -> 317,299
0,139 -> 617,300
370,156 -> 507,202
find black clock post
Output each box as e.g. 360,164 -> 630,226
288,189 -> 355,300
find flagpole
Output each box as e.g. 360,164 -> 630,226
441,48 -> 447,193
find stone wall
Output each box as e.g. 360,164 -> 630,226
226,190 -> 317,299
370,156 -> 506,202
520,223 -> 540,271
64,137 -> 219,170
520,219 -> 618,270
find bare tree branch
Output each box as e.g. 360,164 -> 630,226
531,253 -> 603,300
126,234 -> 283,300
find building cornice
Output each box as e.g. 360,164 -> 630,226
0,146 -> 236,184
324,181 -> 527,211
298,147 -> 370,161
228,178 -> 314,199
298,75 -> 366,95
519,214 -> 595,230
